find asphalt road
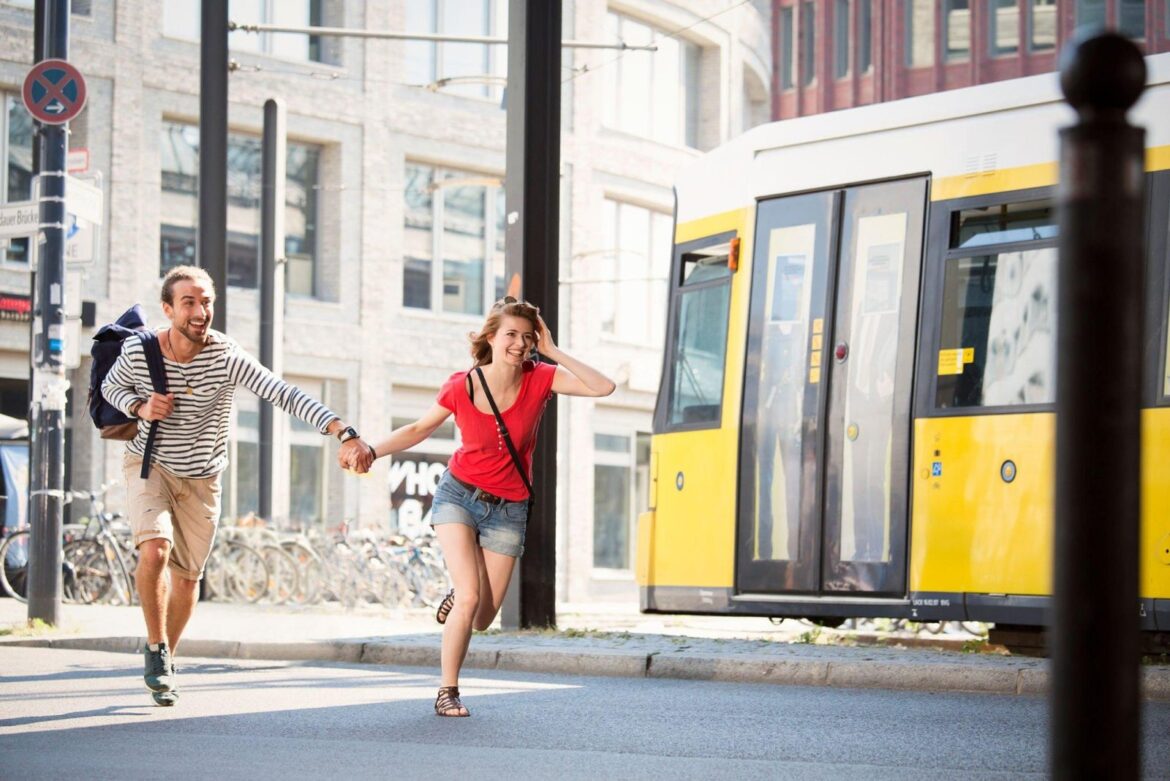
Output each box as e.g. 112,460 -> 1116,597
2,646 -> 1167,780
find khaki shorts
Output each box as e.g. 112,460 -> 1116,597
122,454 -> 222,581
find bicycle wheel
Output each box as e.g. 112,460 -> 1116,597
0,530 -> 30,602
259,544 -> 300,605
408,555 -> 450,608
280,540 -> 324,605
98,533 -> 135,606
63,539 -> 115,604
222,541 -> 270,603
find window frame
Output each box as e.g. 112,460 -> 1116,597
1149,171 -> 1170,407
405,0 -> 508,102
654,229 -> 737,435
780,6 -> 796,90
943,0 -> 972,62
1027,0 -> 1057,53
162,0 -> 325,63
158,119 -> 323,295
598,197 -> 673,346
590,429 -> 639,573
918,186 -> 1062,418
1,93 -> 34,269
401,160 -> 505,317
603,10 -> 701,148
989,0 -> 1022,58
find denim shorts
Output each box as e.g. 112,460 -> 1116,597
430,470 -> 528,558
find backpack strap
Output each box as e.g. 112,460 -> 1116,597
473,367 -> 534,502
137,332 -> 168,480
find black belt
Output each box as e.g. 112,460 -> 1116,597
452,475 -> 509,506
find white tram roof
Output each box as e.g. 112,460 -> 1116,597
676,52 -> 1170,224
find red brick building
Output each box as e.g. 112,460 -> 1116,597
771,0 -> 1170,118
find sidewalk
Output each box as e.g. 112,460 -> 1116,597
3,599 -> 1167,701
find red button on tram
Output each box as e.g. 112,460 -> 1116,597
835,342 -> 848,362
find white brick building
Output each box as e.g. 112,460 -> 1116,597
0,0 -> 770,602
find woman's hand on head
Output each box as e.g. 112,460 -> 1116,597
535,313 -> 558,357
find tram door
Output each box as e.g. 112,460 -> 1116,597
736,178 -> 926,596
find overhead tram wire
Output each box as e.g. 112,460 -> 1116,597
226,21 -> 658,52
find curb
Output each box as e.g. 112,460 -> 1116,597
5,636 -> 1168,701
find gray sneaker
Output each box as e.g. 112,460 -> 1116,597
150,661 -> 179,706
143,643 -> 174,693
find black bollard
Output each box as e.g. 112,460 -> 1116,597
1052,33 -> 1146,779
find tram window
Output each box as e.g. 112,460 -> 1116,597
935,248 -> 1058,409
951,199 -> 1056,248
667,246 -> 733,427
681,249 -> 731,285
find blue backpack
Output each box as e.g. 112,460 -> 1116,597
88,304 -> 168,478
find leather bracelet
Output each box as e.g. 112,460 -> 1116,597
366,442 -> 377,461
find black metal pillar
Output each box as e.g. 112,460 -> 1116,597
26,0 -> 70,626
199,0 -> 228,329
258,98 -> 286,522
502,0 -> 561,629
1052,33 -> 1146,779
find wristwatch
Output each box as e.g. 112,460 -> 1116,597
337,425 -> 359,443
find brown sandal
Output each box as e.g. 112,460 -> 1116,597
436,589 -> 455,625
435,686 -> 469,717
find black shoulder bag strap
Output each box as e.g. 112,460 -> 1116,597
473,367 -> 534,513
138,332 -> 168,480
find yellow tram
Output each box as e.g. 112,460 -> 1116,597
636,52 -> 1170,645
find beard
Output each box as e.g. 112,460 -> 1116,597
173,321 -> 210,346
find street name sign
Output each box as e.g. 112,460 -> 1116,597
0,201 -> 38,238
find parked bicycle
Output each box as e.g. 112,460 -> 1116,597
0,483 -> 135,605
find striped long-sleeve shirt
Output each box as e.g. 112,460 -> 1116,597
102,328 -> 339,478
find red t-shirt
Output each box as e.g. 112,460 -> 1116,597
436,362 -> 556,501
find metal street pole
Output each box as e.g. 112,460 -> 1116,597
1052,32 -> 1146,779
26,0 -> 70,626
501,0 -> 561,630
200,0 -> 228,329
258,98 -> 286,522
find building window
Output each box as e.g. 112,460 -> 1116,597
780,6 -> 796,90
592,432 -> 650,571
403,163 -> 504,316
2,96 -> 33,265
905,0 -> 936,67
405,0 -> 508,100
159,121 -> 321,294
834,0 -> 851,79
800,2 -> 817,85
599,199 -> 672,345
6,0 -> 91,13
603,12 -> 701,147
1029,0 -> 1057,51
944,0 -> 971,61
225,379 -> 333,526
228,401 -> 260,520
858,0 -> 873,73
162,0 -> 324,62
1119,0 -> 1145,38
288,377 -> 328,527
1075,0 -> 1107,29
990,0 -> 1020,56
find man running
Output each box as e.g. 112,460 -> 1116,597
102,265 -> 374,705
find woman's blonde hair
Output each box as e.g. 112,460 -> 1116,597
469,296 -> 540,367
